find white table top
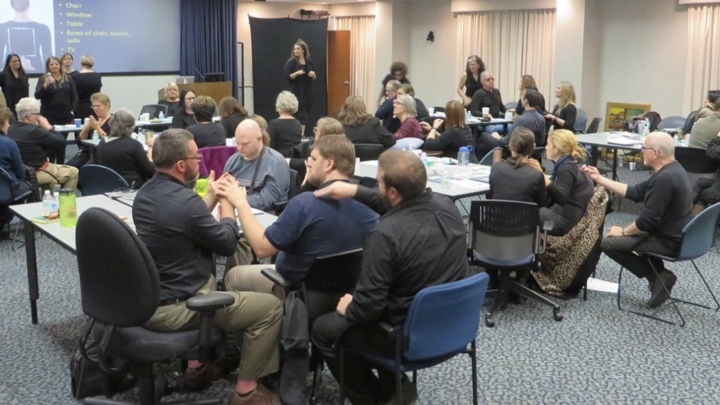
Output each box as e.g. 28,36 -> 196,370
577,132 -> 688,150
53,117 -> 220,133
355,160 -> 490,199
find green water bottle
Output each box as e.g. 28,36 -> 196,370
59,189 -> 78,228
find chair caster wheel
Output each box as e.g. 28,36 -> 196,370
485,315 -> 495,328
310,397 -> 317,405
553,308 -> 563,322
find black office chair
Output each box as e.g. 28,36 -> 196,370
77,208 -> 232,405
469,200 -> 561,327
79,165 -> 130,196
140,104 -> 168,120
586,117 -> 602,134
358,177 -> 378,189
0,167 -> 33,244
430,106 -> 445,113
478,148 -> 498,166
574,108 -> 588,133
354,144 -> 385,161
271,169 -> 301,215
658,116 -> 686,130
261,249 -> 364,405
683,110 -> 698,135
504,101 -> 517,110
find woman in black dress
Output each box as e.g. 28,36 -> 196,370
284,39 -> 316,131
457,55 -> 485,108
0,54 -> 29,115
35,56 -> 78,129
171,89 -> 198,129
72,55 -> 102,120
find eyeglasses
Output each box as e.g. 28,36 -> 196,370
91,105 -> 104,109
186,97 -> 196,101
180,155 -> 203,162
640,146 -> 657,153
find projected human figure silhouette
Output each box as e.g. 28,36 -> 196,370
0,0 -> 53,73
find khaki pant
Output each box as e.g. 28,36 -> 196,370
144,274 -> 283,380
225,264 -> 286,301
36,163 -> 79,190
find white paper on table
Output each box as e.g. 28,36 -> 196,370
607,138 -> 641,146
449,179 -> 489,189
586,277 -> 619,293
362,161 -> 379,166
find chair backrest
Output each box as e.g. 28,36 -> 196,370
683,110 -> 698,135
198,146 -> 237,177
79,164 -> 130,196
479,149 -> 496,166
470,200 -> 540,261
504,101 -> 517,110
586,117 -> 602,134
431,106 -> 445,113
402,273 -> 489,361
574,108 -> 588,133
302,248 -> 364,319
0,167 -> 15,205
140,104 -> 168,119
675,146 -> 719,174
288,168 -> 300,200
658,116 -> 686,130
359,177 -> 378,188
677,202 -> 720,261
76,208 -> 160,327
355,144 -> 385,162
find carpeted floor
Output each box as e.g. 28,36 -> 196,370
2,163 -> 720,405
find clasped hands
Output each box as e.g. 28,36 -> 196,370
207,170 -> 248,207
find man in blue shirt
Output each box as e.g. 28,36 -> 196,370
224,135 -> 379,298
0,110 -> 31,199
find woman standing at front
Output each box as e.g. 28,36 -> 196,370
72,55 -> 102,120
284,39 -> 316,132
61,53 -> 76,76
0,54 -> 29,115
545,82 -> 577,133
35,56 -> 78,129
457,55 -> 485,108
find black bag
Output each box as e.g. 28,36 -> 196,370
69,319 -> 134,399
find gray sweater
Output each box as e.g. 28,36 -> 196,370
223,146 -> 290,210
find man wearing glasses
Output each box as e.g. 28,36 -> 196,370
133,129 -> 284,404
582,132 -> 693,308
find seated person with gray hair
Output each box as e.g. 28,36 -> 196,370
583,132 -> 692,308
267,91 -> 303,157
93,108 -> 155,186
224,119 -> 290,211
7,97 -> 79,190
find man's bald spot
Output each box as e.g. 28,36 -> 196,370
236,119 -> 262,140
646,132 -> 675,157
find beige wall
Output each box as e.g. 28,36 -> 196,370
554,0 -> 586,107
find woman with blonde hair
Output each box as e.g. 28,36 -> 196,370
248,114 -> 271,146
545,82 -> 577,133
159,83 -> 181,117
537,129 -> 594,236
267,91 -> 303,157
337,95 -> 395,148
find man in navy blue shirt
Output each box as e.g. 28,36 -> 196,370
224,135 -> 379,298
0,110 -> 31,199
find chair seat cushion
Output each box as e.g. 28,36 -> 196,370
99,325 -> 225,363
348,349 -> 464,373
474,252 -> 534,269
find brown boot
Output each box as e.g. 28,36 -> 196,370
180,362 -> 224,392
228,384 -> 281,405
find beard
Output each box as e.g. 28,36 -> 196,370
184,167 -> 199,183
307,172 -> 324,188
379,188 -> 392,207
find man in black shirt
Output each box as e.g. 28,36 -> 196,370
583,132 -> 693,308
470,70 -> 506,119
311,150 -> 469,405
132,129 -> 282,405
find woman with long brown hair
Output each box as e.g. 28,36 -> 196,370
284,39 -> 316,130
218,96 -> 249,138
337,95 -> 395,148
421,100 -> 474,159
457,55 -> 486,107
34,56 -> 78,128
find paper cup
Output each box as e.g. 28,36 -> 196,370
482,107 -> 490,116
74,118 -> 82,128
505,112 -> 513,120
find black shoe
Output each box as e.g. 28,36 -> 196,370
647,271 -> 677,308
178,362 -> 225,392
383,377 -> 418,405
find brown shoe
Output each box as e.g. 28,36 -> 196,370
180,362 -> 224,392
228,384 -> 281,405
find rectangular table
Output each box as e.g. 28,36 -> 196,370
11,194 -> 278,324
53,117 -> 221,134
355,160 -> 490,201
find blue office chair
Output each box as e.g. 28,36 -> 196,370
79,164 -> 130,196
337,273 -> 489,405
617,202 -> 720,327
575,108 -> 588,133
657,116 -> 686,130
504,101 -> 517,110
0,167 -> 33,246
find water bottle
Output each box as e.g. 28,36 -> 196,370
51,192 -> 60,213
59,189 -> 78,228
458,146 -> 472,166
92,131 -> 99,142
643,119 -> 650,136
139,129 -> 147,145
42,190 -> 52,215
158,111 -> 165,120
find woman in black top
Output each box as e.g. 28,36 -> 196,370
186,96 -> 226,148
67,92 -> 112,168
159,83 -> 181,117
545,82 -> 577,134
268,91 -> 303,157
488,127 -> 547,206
61,53 -> 76,75
512,75 -> 546,117
218,96 -> 249,138
0,54 -> 29,114
72,55 -> 102,120
171,89 -> 198,129
457,55 -> 485,108
338,95 -> 395,148
539,129 -> 594,236
35,56 -> 78,128
94,108 -> 155,187
421,100 -> 474,159
284,39 -> 316,128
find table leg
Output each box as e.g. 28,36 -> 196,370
23,221 -> 39,324
590,146 -> 599,166
612,148 -> 618,181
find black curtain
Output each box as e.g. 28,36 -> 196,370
249,16 -> 328,135
180,0 -> 238,98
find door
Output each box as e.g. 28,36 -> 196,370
327,30 -> 351,117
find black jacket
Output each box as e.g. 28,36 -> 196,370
423,126 -> 473,159
35,75 -> 78,122
542,159 -> 594,236
470,88 -> 506,118
343,118 -> 396,148
171,110 -> 197,129
94,137 -> 156,186
0,70 -> 29,113
6,122 -> 65,169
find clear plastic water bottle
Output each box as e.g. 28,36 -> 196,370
51,191 -> 60,213
42,190 -> 52,215
92,131 -> 99,142
139,129 -> 147,145
158,111 -> 165,120
643,119 -> 650,136
458,146 -> 471,166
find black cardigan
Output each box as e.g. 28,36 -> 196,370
541,159 -> 594,236
35,75 -> 78,123
423,126 -> 473,159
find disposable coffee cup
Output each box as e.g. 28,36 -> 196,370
504,111 -> 513,120
74,118 -> 82,128
428,107 -> 435,116
482,107 -> 490,116
629,162 -> 636,171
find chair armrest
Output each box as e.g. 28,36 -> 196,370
377,322 -> 399,336
261,267 -> 292,288
272,201 -> 289,215
186,292 -> 235,311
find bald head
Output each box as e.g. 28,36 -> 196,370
235,119 -> 263,160
378,150 -> 427,203
646,132 -> 675,158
